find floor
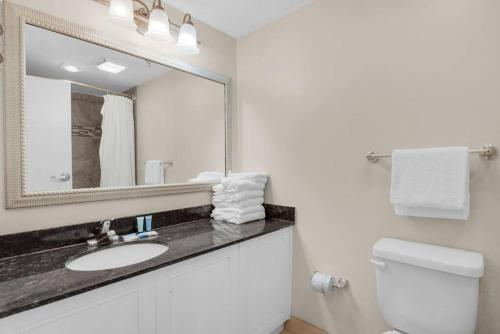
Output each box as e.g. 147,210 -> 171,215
281,317 -> 328,334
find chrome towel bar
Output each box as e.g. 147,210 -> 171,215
366,144 -> 497,163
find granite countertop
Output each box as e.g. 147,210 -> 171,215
0,217 -> 294,320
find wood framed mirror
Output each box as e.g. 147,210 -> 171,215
3,2 -> 231,208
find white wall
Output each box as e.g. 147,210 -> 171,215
0,0 -> 236,235
236,0 -> 500,332
135,70 -> 226,185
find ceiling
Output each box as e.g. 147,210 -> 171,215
165,0 -> 313,38
25,24 -> 171,95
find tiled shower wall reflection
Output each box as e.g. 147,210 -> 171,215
71,93 -> 102,189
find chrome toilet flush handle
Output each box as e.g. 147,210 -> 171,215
370,258 -> 387,269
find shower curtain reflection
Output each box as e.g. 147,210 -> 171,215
99,95 -> 136,187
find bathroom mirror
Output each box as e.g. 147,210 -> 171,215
3,2 -> 231,208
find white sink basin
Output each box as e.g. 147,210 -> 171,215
66,243 -> 168,271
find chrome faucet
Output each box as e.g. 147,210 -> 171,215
87,219 -> 119,247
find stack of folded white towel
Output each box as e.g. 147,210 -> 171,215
188,171 -> 225,183
211,172 -> 268,224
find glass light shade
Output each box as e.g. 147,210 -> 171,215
176,23 -> 200,55
107,0 -> 137,29
145,7 -> 171,41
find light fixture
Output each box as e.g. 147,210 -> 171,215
61,64 -> 82,73
97,0 -> 200,55
144,0 -> 171,41
107,0 -> 137,29
97,60 -> 127,74
176,14 -> 200,55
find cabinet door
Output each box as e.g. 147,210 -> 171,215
239,227 -> 292,334
156,246 -> 239,334
0,275 -> 155,334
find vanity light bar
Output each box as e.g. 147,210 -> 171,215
94,0 -> 201,45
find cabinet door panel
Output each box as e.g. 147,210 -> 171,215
1,275 -> 154,334
23,290 -> 140,334
240,228 -> 292,334
157,247 -> 239,334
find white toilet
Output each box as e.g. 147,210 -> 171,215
371,238 -> 484,334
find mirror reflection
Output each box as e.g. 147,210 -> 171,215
24,24 -> 225,193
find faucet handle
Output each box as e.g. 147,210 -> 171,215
99,219 -> 114,234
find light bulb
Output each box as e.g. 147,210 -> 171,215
107,0 -> 137,29
176,14 -> 200,55
145,4 -> 171,41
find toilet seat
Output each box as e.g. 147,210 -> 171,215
382,331 -> 402,334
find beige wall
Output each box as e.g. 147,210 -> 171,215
236,0 -> 500,333
0,0 -> 236,235
135,69 -> 225,184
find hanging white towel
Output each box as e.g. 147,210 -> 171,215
390,146 -> 470,220
99,95 -> 136,188
145,160 -> 165,185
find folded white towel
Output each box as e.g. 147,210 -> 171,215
213,211 -> 266,225
212,207 -> 266,224
228,172 -> 268,184
218,211 -> 266,224
198,171 -> 225,179
145,160 -> 165,185
188,171 -> 224,183
390,146 -> 469,220
213,179 -> 265,194
212,197 -> 264,209
213,190 -> 264,203
213,205 -> 264,216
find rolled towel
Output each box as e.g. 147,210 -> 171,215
212,190 -> 264,203
213,197 -> 264,209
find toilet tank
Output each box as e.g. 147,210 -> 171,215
372,238 -> 484,334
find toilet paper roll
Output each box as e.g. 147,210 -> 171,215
311,271 -> 334,294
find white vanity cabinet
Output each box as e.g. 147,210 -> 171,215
155,245 -> 240,334
240,228 -> 293,334
0,227 -> 292,334
0,274 -> 157,334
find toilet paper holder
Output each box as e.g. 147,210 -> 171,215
311,271 -> 349,294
